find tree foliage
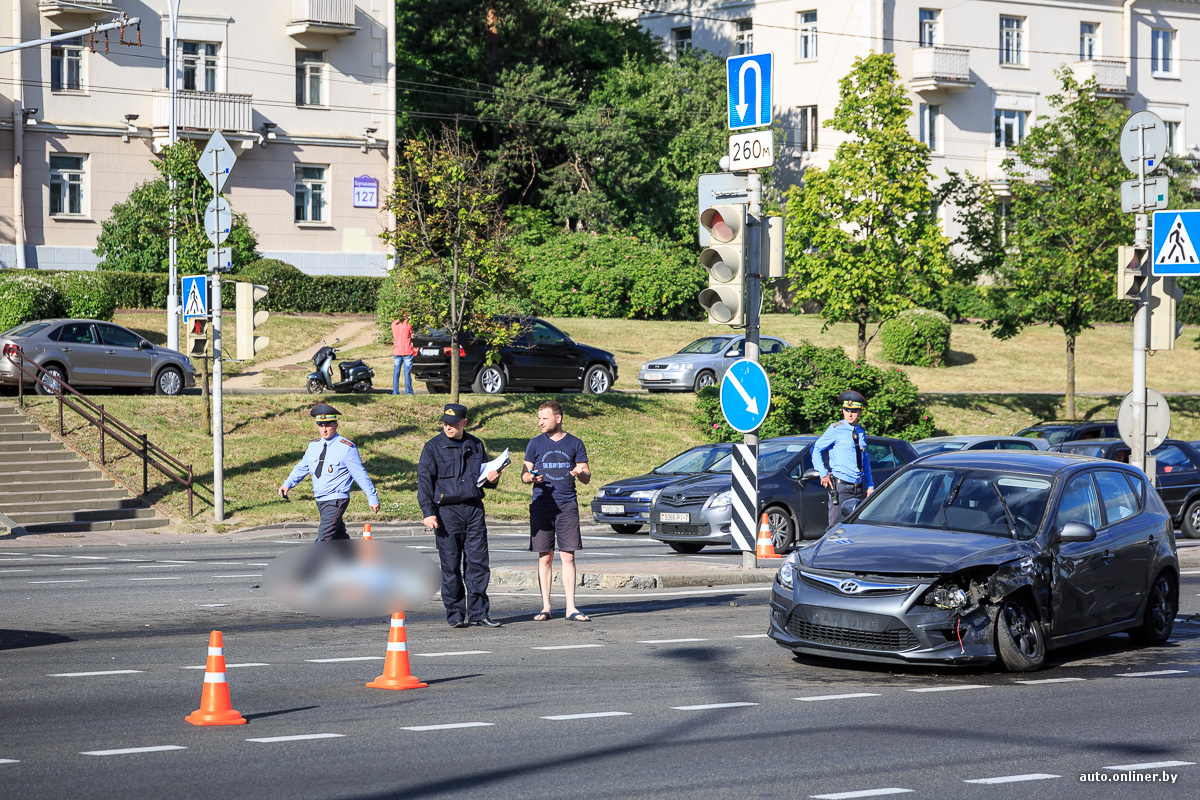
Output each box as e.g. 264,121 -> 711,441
783,54 -> 950,359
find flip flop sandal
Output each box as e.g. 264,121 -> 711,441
566,612 -> 590,622
533,611 -> 551,621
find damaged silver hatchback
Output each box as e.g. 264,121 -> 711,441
768,452 -> 1179,671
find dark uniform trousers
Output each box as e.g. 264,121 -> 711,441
435,500 -> 491,622
828,479 -> 866,530
316,498 -> 351,540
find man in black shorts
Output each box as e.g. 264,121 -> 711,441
522,400 -> 590,622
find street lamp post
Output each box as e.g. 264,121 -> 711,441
166,0 -> 181,352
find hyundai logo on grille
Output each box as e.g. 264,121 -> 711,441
838,580 -> 863,594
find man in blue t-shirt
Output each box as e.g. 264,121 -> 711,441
523,400 -> 591,622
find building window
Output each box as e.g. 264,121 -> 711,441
295,165 -> 327,223
1151,29 -> 1175,75
919,9 -> 940,48
1000,16 -> 1025,65
797,11 -> 817,60
672,27 -> 692,57
1166,121 -> 1181,155
181,42 -> 219,92
798,105 -> 818,153
998,201 -> 1014,244
50,38 -> 83,92
735,19 -> 753,55
920,103 -> 940,152
296,50 -> 326,105
49,155 -> 85,216
1080,23 -> 1098,61
994,109 -> 1027,147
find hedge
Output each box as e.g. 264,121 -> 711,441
879,308 -> 951,367
238,259 -> 382,313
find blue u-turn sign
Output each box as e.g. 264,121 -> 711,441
720,359 -> 771,433
726,53 -> 773,131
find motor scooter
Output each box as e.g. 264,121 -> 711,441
306,339 -> 374,394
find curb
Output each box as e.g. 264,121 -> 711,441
491,566 -> 778,591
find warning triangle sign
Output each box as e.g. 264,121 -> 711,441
184,280 -> 206,318
1156,215 -> 1200,265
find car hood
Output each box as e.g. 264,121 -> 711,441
644,353 -> 717,367
573,342 -> 616,364
806,524 -> 1037,574
657,471 -> 731,497
597,473 -> 695,497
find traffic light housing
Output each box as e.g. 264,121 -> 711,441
187,318 -> 209,358
1148,275 -> 1184,351
698,204 -> 746,325
235,282 -> 270,360
1116,246 -> 1148,301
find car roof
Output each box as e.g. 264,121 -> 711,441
915,450 -> 1109,474
919,435 -> 1030,444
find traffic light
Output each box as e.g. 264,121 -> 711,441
187,318 -> 209,358
1148,275 -> 1184,351
1116,246 -> 1148,301
698,204 -> 746,325
235,282 -> 270,360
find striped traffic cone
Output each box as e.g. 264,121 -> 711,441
756,513 -> 782,560
185,631 -> 247,726
363,523 -> 372,540
366,612 -> 427,691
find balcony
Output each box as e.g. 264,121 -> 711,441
39,0 -> 114,20
910,46 -> 975,93
1071,58 -> 1131,97
986,147 -> 1049,188
152,90 -> 253,134
288,0 -> 359,37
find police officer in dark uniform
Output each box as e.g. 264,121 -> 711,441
813,390 -> 874,530
418,403 -> 505,628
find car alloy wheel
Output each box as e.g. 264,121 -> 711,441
474,366 -> 506,394
767,507 -> 794,553
584,365 -> 611,395
156,367 -> 183,396
996,599 -> 1045,672
694,371 -> 716,391
1183,500 -> 1200,539
1130,572 -> 1177,646
36,365 -> 65,396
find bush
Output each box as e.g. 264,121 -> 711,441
694,341 -> 934,442
879,308 -> 951,367
0,273 -> 62,331
101,272 -> 170,309
43,271 -> 117,321
239,259 -> 382,313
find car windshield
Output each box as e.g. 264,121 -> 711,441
914,441 -> 966,456
1,322 -> 50,338
705,442 -> 806,474
1020,427 -> 1072,446
654,446 -> 730,474
854,467 -> 1052,539
1062,443 -> 1109,458
678,337 -> 733,355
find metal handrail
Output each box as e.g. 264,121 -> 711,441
5,348 -> 198,517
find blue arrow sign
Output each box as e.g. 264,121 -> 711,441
726,53 -> 773,131
181,275 -> 208,321
1152,210 -> 1200,276
720,359 -> 771,433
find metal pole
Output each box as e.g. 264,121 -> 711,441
743,171 -> 763,570
166,0 -> 181,352
212,273 -> 223,522
12,0 -> 25,269
1131,122 -> 1150,477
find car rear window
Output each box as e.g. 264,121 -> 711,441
1,322 -> 51,338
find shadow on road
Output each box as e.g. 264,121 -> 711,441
0,629 -> 75,650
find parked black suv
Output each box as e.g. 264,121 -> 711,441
1015,419 -> 1119,450
411,317 -> 618,395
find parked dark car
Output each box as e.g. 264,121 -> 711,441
1059,438 -> 1200,538
769,451 -> 1178,671
411,317 -> 618,395
1015,419 -> 1119,450
649,435 -> 918,554
914,435 -> 1049,456
590,443 -> 733,534
0,319 -> 196,396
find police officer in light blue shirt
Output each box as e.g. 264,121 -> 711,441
279,403 -> 379,540
813,390 -> 874,530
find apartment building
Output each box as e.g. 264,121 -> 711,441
631,0 -> 1199,233
1,0 -> 396,275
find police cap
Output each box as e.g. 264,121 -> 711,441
441,403 -> 468,425
310,403 -> 341,423
838,390 -> 867,410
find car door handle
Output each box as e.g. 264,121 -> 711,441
105,350 -> 116,355
60,347 -> 71,353
1101,549 -> 1115,563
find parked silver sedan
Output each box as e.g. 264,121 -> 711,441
913,435 -> 1050,456
637,335 -> 790,392
0,319 -> 196,396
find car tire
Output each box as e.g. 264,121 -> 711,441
693,370 -> 717,392
472,365 -> 507,395
1181,500 -> 1200,539
995,598 -> 1046,672
155,366 -> 183,396
767,506 -> 796,553
307,377 -> 326,394
426,382 -> 449,394
1129,571 -> 1177,646
611,524 -> 643,535
36,364 -> 67,396
667,542 -> 705,554
583,365 -> 612,395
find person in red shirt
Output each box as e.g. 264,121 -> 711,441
391,315 -> 415,395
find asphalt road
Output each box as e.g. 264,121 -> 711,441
2,535 -> 1199,799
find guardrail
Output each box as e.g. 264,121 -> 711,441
4,347 -> 198,517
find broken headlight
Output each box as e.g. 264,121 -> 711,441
921,574 -> 989,614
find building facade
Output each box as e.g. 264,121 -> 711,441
1,0 -> 396,275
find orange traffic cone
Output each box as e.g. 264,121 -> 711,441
756,513 -> 782,560
363,523 -> 372,540
185,631 -> 247,726
366,612 -> 427,691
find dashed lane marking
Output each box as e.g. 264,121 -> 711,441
1116,670 -> 1189,677
0,569 -> 32,573
492,585 -> 773,600
0,759 -> 19,764
638,638 -> 709,644
964,774 -> 1059,784
402,722 -> 494,731
212,574 -> 263,578
1016,677 -> 1087,684
70,556 -> 108,560
61,567 -> 110,571
1104,761 -> 1195,770
52,670 -> 143,677
246,734 -> 344,743
246,563 -> 270,566
111,559 -> 151,562
199,604 -> 228,608
671,702 -> 758,711
1180,570 -> 1200,575
581,536 -> 636,542
908,685 -> 987,693
413,651 -> 492,658
797,693 -> 882,702
206,562 -> 245,566
542,712 -> 632,720
0,558 -> 32,562
810,790 -> 913,800
128,577 -> 182,581
734,634 -> 770,638
137,564 -> 185,569
29,580 -> 87,584
272,541 -> 306,545
306,657 -> 383,663
532,644 -> 604,651
156,560 -> 195,564
182,663 -> 270,670
31,554 -> 67,558
82,746 -> 186,757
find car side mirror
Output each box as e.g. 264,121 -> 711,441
140,341 -> 153,350
1058,520 -> 1097,542
799,468 -> 821,482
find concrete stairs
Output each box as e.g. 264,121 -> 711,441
0,404 -> 169,534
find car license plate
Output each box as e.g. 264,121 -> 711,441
808,608 -> 884,632
660,512 -> 689,523
419,348 -> 439,356
643,374 -> 662,381
601,504 -> 624,514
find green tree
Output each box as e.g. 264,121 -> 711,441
380,125 -> 516,403
94,141 -> 258,273
783,53 -> 950,360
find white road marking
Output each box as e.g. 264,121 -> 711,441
491,585 -> 773,600
128,577 -> 182,581
212,574 -> 263,578
157,560 -> 195,564
0,552 -> 28,555
1016,677 -> 1087,685
71,556 -> 108,560
1179,569 -> 1200,575
112,558 -> 151,562
246,734 -> 344,743
206,562 -> 244,566
82,746 -> 186,756
29,580 -> 87,584
541,712 -> 631,720
246,563 -> 270,566
639,638 -> 709,644
272,540 -> 307,545
413,651 -> 492,658
137,564 -> 185,568
1104,761 -> 1195,770
1117,670 -> 1189,677
964,774 -> 1059,785
907,685 -> 987,693
734,634 -> 770,639
52,670 -> 143,677
62,567 -> 110,571
0,759 -> 19,764
0,569 -> 32,574
31,554 -> 67,558
0,558 -> 32,562
305,657 -> 383,663
581,536 -> 635,542
182,663 -> 270,670
532,644 -> 604,651
410,545 -> 436,550
797,693 -> 882,702
671,702 -> 758,711
811,790 -> 913,800
199,604 -> 228,608
402,722 -> 494,731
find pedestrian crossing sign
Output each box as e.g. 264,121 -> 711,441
1152,210 -> 1200,276
182,275 -> 208,321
